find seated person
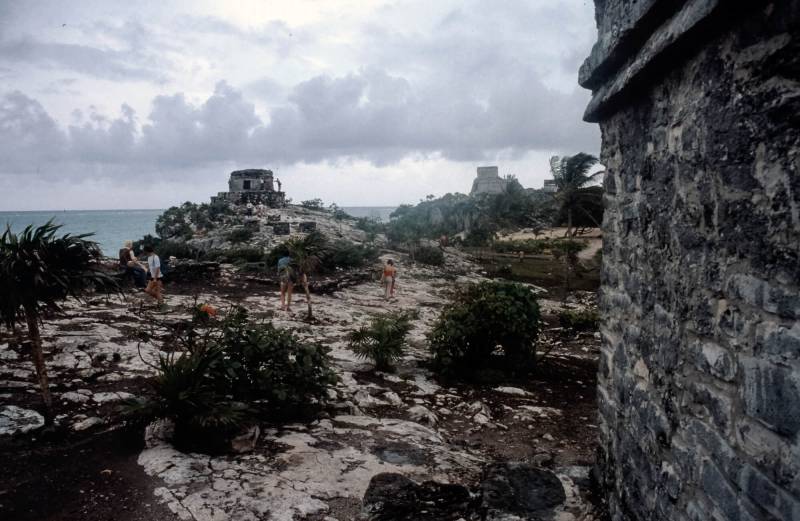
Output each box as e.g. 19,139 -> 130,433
119,240 -> 147,288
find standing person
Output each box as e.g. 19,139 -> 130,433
119,240 -> 146,288
143,245 -> 165,306
278,255 -> 295,311
381,259 -> 397,299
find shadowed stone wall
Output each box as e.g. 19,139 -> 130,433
581,1 -> 799,520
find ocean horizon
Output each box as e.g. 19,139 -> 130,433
0,206 -> 396,255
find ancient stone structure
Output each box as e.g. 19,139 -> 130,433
470,166 -> 509,196
582,2 -> 800,520
212,169 -> 286,206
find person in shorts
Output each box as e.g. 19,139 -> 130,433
143,245 -> 165,306
381,259 -> 397,299
278,255 -> 295,311
119,240 -> 146,288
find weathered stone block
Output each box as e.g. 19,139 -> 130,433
585,0 -> 800,519
740,357 -> 800,437
272,223 -> 290,235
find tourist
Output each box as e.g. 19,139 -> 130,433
143,245 -> 165,307
118,240 -> 146,288
278,255 -> 295,311
381,259 -> 397,299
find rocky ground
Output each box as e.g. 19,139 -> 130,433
0,248 -> 602,521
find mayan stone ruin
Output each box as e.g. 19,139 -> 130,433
212,169 -> 287,207
470,166 -> 510,196
582,1 -> 799,520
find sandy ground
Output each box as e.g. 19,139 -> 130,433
499,227 -> 602,260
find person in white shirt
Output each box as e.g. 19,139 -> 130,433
143,244 -> 165,306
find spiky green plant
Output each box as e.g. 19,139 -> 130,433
0,221 -> 117,419
348,311 -> 417,371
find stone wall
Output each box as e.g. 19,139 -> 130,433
581,2 -> 800,520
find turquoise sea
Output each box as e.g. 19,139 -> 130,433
0,207 -> 396,256
0,210 -> 162,256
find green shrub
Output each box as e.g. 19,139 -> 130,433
558,308 -> 599,332
216,309 -> 337,413
325,241 -> 379,271
415,245 -> 444,266
463,226 -> 495,247
428,281 -> 541,375
227,227 -> 255,244
300,198 -> 324,210
128,308 -> 336,452
493,239 -> 552,254
551,239 -> 587,257
208,247 -> 265,264
348,311 -> 417,371
354,217 -> 385,241
132,235 -> 200,260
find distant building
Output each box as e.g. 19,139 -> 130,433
212,169 -> 286,207
470,166 -> 509,196
542,179 -> 558,193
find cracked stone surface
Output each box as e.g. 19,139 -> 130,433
1,242 -> 601,520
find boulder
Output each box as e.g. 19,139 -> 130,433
362,473 -> 472,521
479,463 -> 565,518
0,405 -> 45,436
407,405 -> 438,426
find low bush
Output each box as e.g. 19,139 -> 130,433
300,198 -> 324,210
348,311 -> 417,371
558,308 -> 599,332
462,226 -> 495,247
132,235 -> 201,260
208,247 -> 265,264
414,245 -> 444,266
493,239 -> 552,255
325,240 -> 379,271
428,281 -> 541,375
128,307 -> 336,453
551,239 -> 587,257
227,227 -> 255,244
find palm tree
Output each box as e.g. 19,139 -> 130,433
0,221 -> 117,420
283,231 -> 327,320
549,153 -> 601,238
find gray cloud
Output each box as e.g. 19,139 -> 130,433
0,0 -> 600,206
0,35 -> 169,82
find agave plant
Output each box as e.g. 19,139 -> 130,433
348,311 -> 417,371
0,221 -> 117,419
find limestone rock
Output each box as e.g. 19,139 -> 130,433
92,391 -> 135,403
480,463 -> 566,518
72,416 -> 104,431
493,386 -> 531,397
361,473 -> 472,521
0,405 -> 45,436
407,405 -> 438,427
61,391 -> 91,403
230,425 -> 260,454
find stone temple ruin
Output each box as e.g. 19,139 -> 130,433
583,1 -> 799,520
212,169 -> 286,207
470,166 -> 509,196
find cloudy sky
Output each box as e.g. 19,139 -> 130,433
0,0 -> 599,210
